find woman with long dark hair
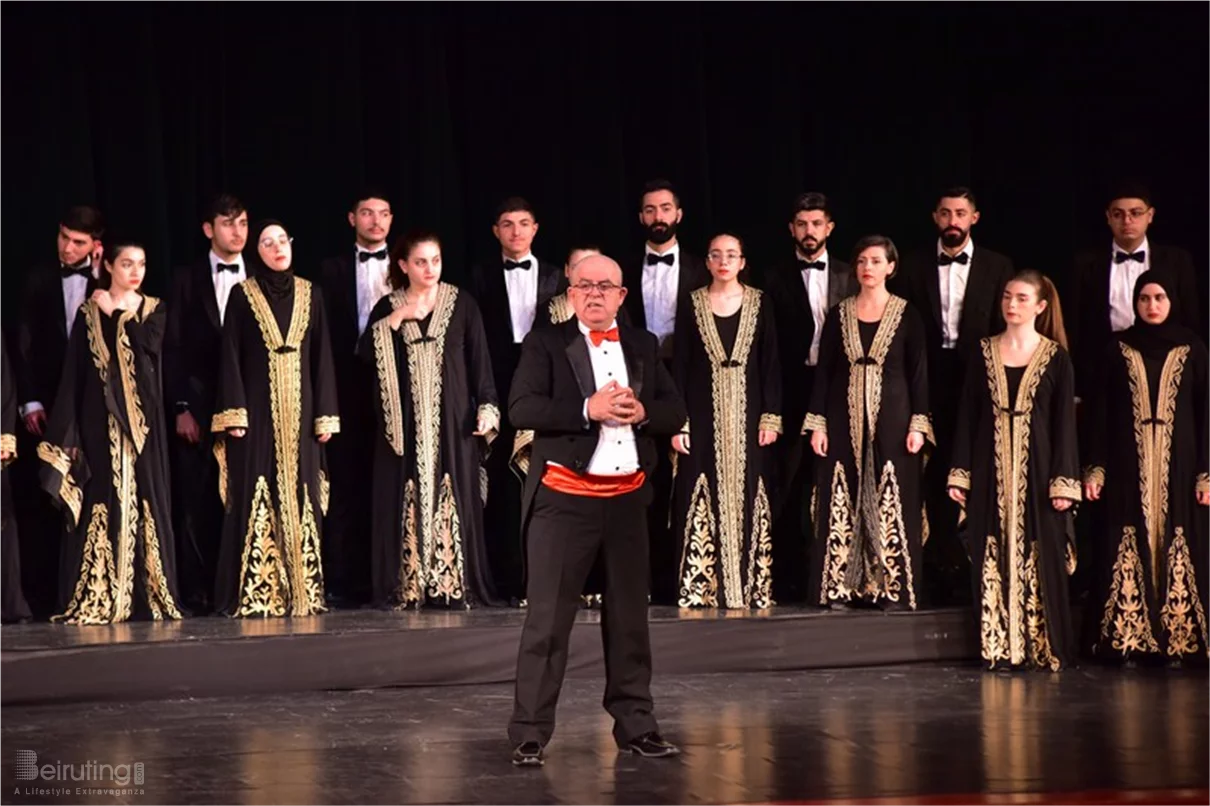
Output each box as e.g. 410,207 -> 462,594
948,269 -> 1080,671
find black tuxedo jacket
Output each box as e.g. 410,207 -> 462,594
1069,243 -> 1202,399
508,319 -> 687,528
894,244 -> 1014,375
315,251 -> 388,418
468,257 -> 565,419
14,265 -> 101,411
620,248 -> 710,334
761,257 -> 854,429
164,256 -> 255,422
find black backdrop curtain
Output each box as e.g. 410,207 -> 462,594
2,2 -> 1206,314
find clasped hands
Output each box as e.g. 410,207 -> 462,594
587,380 -> 645,426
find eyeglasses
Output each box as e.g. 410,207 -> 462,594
1109,208 -> 1150,221
707,251 -> 743,265
571,281 -> 621,295
260,235 -> 294,249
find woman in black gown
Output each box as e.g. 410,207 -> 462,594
211,220 -> 340,618
1085,270 -> 1209,664
37,241 -> 182,624
804,235 -> 931,611
2,334 -> 32,623
671,232 -> 782,609
948,270 -> 1080,671
358,231 -> 504,609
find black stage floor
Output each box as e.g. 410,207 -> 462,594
1,606 -> 978,705
2,664 -> 1206,805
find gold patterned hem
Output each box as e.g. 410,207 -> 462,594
1083,466 -> 1105,488
213,439 -> 229,508
877,461 -> 916,609
1099,526 -> 1160,656
802,413 -> 827,435
947,468 -> 972,491
141,500 -> 182,620
36,441 -> 83,527
678,474 -> 720,608
314,416 -> 341,436
372,315 -> 406,456
758,413 -> 783,435
511,429 -> 534,477
980,536 -> 1010,666
234,476 -> 288,618
1024,542 -> 1062,671
52,504 -> 116,625
744,478 -> 774,609
427,473 -> 466,604
1048,476 -> 1082,501
394,480 -> 422,607
319,470 -> 331,516
1197,473 -> 1209,497
1160,528 -> 1209,657
820,462 -> 855,605
211,408 -> 249,432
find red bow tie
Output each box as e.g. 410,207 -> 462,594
588,327 -> 620,347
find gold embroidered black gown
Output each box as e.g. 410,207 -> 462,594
37,297 -> 182,624
672,286 -> 782,609
948,336 -> 1080,670
2,333 -> 32,622
358,284 -> 505,608
1085,336 -> 1209,661
211,274 -> 340,617
803,295 -> 931,610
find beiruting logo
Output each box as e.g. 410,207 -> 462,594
14,751 -> 144,786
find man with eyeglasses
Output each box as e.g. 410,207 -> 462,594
1070,184 -> 1201,404
507,253 -> 686,767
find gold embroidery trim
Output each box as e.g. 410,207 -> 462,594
743,478 -> 774,609
908,414 -> 934,444
52,504 -> 115,625
690,285 -> 762,609
394,479 -> 422,606
548,292 -> 573,325
108,413 -> 138,624
1161,528 -> 1208,657
213,439 -> 229,508
114,305 -> 150,454
758,413 -> 783,434
319,471 -> 331,517
371,313 -> 405,457
980,535 -> 1010,666
1048,476 -> 1082,501
1099,526 -> 1160,655
141,499 -> 182,620
802,413 -> 827,434
37,441 -> 83,527
839,295 -> 906,483
1024,541 -> 1061,671
477,403 -> 501,447
1084,466 -> 1105,487
678,474 -> 719,608
212,408 -> 249,432
314,415 -> 341,436
234,475 -> 288,618
511,429 -> 534,477
948,468 -> 972,491
428,473 -> 466,603
877,461 -> 916,609
821,462 -> 855,604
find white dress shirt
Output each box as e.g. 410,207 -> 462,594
209,250 -> 247,326
799,250 -> 831,366
642,243 -> 680,352
23,263 -> 98,417
503,251 -> 540,343
573,319 -> 640,477
937,238 -> 975,349
355,244 -> 392,335
1108,237 -> 1150,333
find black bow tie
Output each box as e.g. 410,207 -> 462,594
504,259 -> 532,271
646,252 -> 675,267
798,259 -> 826,272
359,249 -> 388,263
60,261 -> 91,279
215,262 -> 240,274
938,252 -> 970,266
1115,250 -> 1146,264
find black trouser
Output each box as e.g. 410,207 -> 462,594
322,414 -> 373,605
924,349 -> 970,606
771,431 -> 811,604
13,428 -> 59,619
170,431 -> 224,613
509,485 -> 659,747
483,430 -> 525,604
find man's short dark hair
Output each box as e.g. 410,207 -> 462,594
202,193 -> 246,225
495,196 -> 536,222
936,187 -> 977,210
1107,182 -> 1153,209
640,178 -> 681,208
791,192 -> 831,221
60,205 -> 105,239
350,187 -> 391,213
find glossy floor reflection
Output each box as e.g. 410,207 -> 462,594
2,663 -> 1206,805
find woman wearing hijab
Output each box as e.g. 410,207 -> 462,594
36,240 -> 182,624
1085,269 -> 1209,664
211,220 -> 340,618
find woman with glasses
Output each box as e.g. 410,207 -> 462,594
670,233 -> 783,609
358,231 -> 505,609
804,235 -> 931,612
36,240 -> 183,624
211,220 -> 340,618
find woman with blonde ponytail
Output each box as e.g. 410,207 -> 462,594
947,269 -> 1081,671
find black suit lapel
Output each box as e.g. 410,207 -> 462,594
563,320 -> 597,400
195,258 -> 222,332
623,259 -> 647,329
619,326 -> 645,399
537,260 -> 562,304
827,260 -> 851,308
923,258 -> 943,330
340,253 -> 361,340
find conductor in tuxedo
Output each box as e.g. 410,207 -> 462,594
761,192 -> 854,602
314,189 -> 396,606
468,197 -> 565,604
620,179 -> 709,604
164,194 -> 253,613
11,205 -> 104,617
1069,184 -> 1202,405
507,254 -> 686,767
893,187 -> 1013,605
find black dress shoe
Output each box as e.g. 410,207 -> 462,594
511,741 -> 544,767
620,732 -> 681,758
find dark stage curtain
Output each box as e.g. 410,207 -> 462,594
1,2 -> 1206,317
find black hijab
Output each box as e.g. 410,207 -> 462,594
1118,269 -> 1197,359
247,219 -> 295,301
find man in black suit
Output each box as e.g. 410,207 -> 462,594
468,197 -> 564,605
11,205 -> 105,617
164,194 -> 251,614
620,179 -> 709,604
507,254 -> 685,767
314,188 -> 396,606
1069,184 -> 1202,403
894,187 -> 1014,606
760,192 -> 854,603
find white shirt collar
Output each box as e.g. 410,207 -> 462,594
578,318 -> 619,338
1112,236 -> 1150,260
936,237 -> 975,262
209,250 -> 244,272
